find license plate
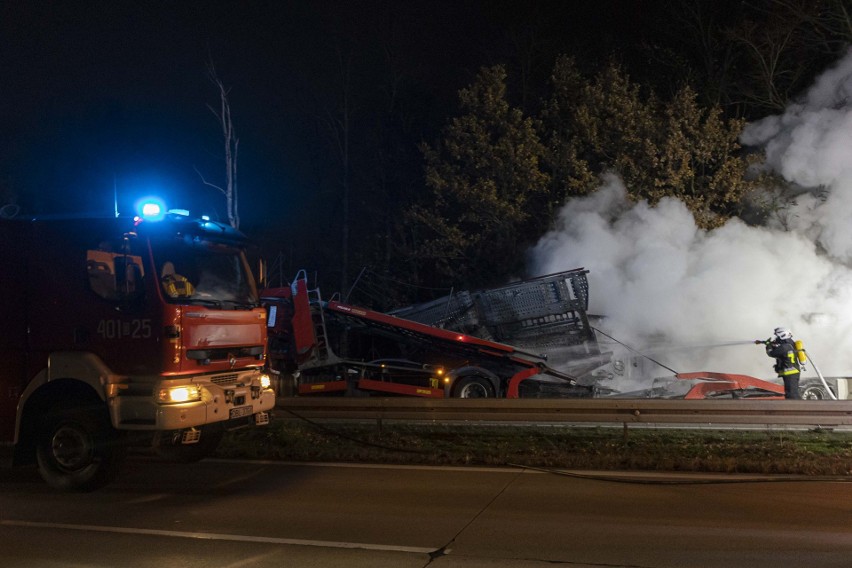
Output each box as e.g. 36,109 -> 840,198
230,406 -> 252,419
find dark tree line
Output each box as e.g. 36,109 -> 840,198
8,2 -> 844,306
281,0 -> 852,309
5,0 -> 852,304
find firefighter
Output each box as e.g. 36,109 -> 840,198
757,327 -> 801,399
160,261 -> 195,298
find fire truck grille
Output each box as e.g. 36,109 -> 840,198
211,374 -> 239,385
186,345 -> 264,362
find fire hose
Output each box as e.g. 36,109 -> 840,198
803,350 -> 837,400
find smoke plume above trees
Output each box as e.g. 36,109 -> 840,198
530,51 -> 852,387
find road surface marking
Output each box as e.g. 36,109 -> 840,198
207,458 -> 540,473
0,519 -> 436,554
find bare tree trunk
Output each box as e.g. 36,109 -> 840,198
198,60 -> 240,229
341,74 -> 350,296
319,49 -> 353,294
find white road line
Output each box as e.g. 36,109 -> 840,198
0,520 -> 436,554
206,459 -> 540,473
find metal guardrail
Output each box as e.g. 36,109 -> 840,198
275,397 -> 852,427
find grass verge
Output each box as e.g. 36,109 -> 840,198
215,413 -> 852,476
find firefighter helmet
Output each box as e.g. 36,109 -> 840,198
773,327 -> 792,341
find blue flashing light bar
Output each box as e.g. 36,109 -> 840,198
135,197 -> 167,221
142,202 -> 162,217
129,197 -> 216,228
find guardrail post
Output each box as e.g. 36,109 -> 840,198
623,422 -> 629,444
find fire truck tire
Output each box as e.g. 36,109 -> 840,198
452,376 -> 496,398
153,426 -> 225,463
36,407 -> 126,492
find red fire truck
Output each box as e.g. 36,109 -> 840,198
0,205 -> 275,491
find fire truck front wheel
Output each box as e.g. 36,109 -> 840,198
452,376 -> 496,398
36,407 -> 126,492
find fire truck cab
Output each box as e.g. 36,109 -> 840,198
0,207 -> 275,491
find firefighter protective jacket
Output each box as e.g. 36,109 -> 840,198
766,338 -> 801,376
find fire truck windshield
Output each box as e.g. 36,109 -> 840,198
151,237 -> 258,307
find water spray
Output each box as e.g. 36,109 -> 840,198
713,340 -> 765,347
661,340 -> 760,350
591,330 -> 762,374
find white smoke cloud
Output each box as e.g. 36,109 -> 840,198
742,48 -> 852,262
530,51 -> 852,390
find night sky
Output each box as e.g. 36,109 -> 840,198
1,1 -> 653,231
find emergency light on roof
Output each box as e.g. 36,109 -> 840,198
141,202 -> 161,217
134,198 -> 195,222
135,197 -> 167,221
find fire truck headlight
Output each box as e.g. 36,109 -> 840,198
157,385 -> 202,404
259,373 -> 272,390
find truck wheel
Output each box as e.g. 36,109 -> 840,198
801,385 -> 828,400
153,426 -> 224,463
452,376 -> 495,398
36,407 -> 125,492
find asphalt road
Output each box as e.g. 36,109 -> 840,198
2,457 -> 852,567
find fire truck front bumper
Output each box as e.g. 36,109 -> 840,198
109,370 -> 276,431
